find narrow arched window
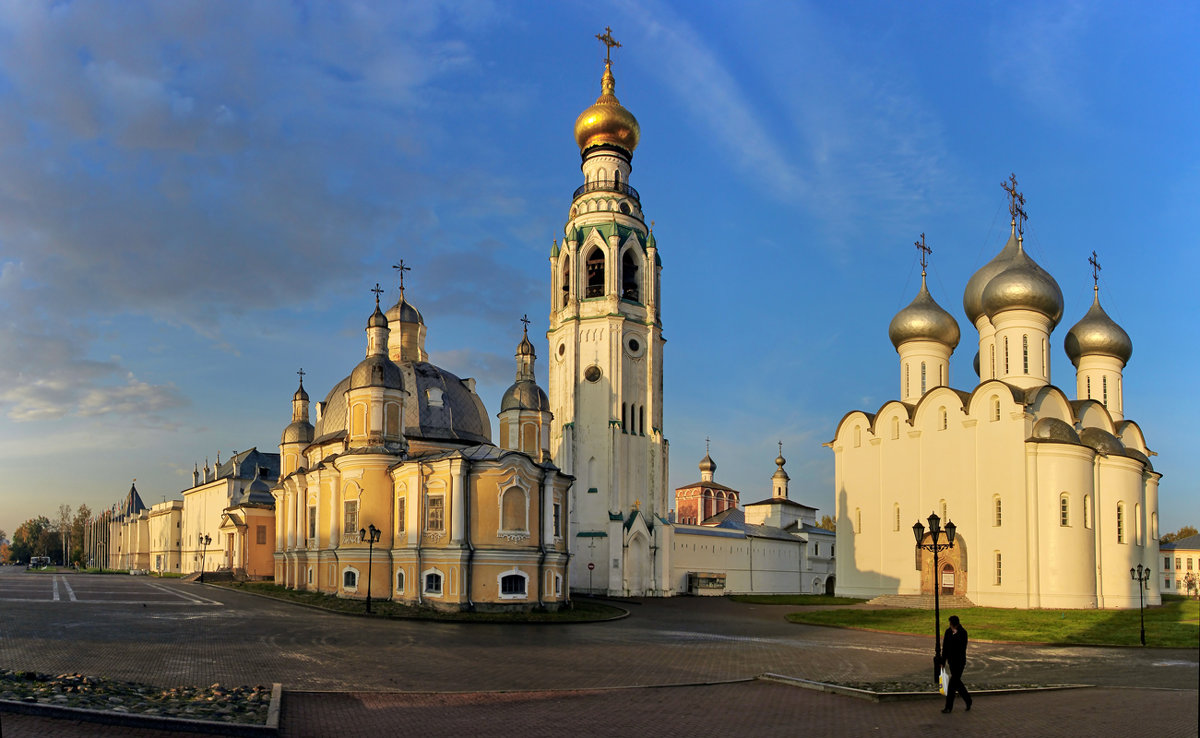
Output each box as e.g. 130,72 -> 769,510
501,488 -> 527,532
1084,494 -> 1092,529
585,247 -> 605,298
396,570 -> 405,593
1086,376 -> 1092,399
994,496 -> 1002,527
561,255 -> 571,307
639,405 -> 645,435
621,249 -> 640,301
1116,503 -> 1126,544
1022,334 -> 1029,374
989,345 -> 995,378
1059,493 -> 1070,527
894,503 -> 900,532
994,552 -> 1002,585
854,426 -> 861,447
1004,337 -> 1010,373
891,417 -> 900,440
1102,377 -> 1108,407
921,362 -> 927,395
613,169 -> 621,187
904,364 -> 910,397
621,402 -> 627,433
939,407 -> 948,430
991,397 -> 1001,421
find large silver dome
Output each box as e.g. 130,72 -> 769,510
981,246 -> 1064,327
963,227 -> 1020,325
315,361 -> 491,445
1064,292 -> 1132,366
888,280 -> 960,349
281,419 -> 314,445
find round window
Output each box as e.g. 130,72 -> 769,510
624,334 -> 646,358
584,365 -> 602,383
557,343 -> 566,358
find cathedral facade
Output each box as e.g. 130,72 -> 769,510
271,287 -> 571,611
830,199 -> 1161,609
548,39 -> 670,596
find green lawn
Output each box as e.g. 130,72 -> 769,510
729,594 -> 867,606
786,595 -> 1200,648
213,581 -> 625,623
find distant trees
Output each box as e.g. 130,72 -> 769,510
70,505 -> 92,566
1160,526 -> 1198,544
9,516 -> 58,565
57,504 -> 72,567
818,515 -> 835,532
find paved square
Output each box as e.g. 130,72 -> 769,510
0,573 -> 222,606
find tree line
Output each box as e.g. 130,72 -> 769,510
2,504 -> 93,567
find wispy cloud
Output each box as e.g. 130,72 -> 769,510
986,2 -> 1093,125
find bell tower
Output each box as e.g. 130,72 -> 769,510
548,29 -> 669,596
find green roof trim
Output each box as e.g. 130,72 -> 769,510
577,531 -> 607,538
609,512 -> 624,521
587,487 -> 598,494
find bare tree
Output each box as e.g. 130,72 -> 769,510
57,504 -> 72,567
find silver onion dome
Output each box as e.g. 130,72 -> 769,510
1064,292 -> 1132,366
699,453 -> 716,475
888,280 -> 960,349
963,227 -> 1020,325
981,246 -> 1064,327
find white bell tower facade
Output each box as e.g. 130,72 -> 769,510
548,30 -> 670,596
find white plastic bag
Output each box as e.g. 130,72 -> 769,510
938,666 -> 949,696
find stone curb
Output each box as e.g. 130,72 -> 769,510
0,681 -> 282,736
202,582 -> 630,624
757,673 -> 1094,703
285,677 -> 759,697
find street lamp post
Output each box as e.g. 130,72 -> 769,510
913,512 -> 957,682
1130,563 -> 1150,646
359,524 -> 381,614
198,534 -> 212,583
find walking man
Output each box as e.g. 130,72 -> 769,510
941,614 -> 972,713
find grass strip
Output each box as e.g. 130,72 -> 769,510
785,594 -> 1199,648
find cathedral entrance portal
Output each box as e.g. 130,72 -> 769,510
918,534 -> 967,597
825,576 -> 836,596
626,533 -> 648,596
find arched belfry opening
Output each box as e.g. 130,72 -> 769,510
621,249 -> 639,301
561,254 -> 571,307
585,247 -> 605,298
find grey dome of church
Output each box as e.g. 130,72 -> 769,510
888,280 -> 960,349
500,381 -> 550,413
1064,292 -> 1132,366
963,227 -> 1020,325
981,245 -> 1065,327
315,362 -> 491,445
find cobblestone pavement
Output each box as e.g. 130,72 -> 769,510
0,571 -> 1196,736
4,684 -> 1197,737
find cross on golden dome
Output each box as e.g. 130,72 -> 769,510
596,26 -> 621,63
914,232 -> 932,277
1002,173 -> 1028,235
1089,251 -> 1102,291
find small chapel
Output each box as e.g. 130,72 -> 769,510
271,279 -> 572,611
829,181 -> 1161,609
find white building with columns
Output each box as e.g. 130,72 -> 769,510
829,199 -> 1161,609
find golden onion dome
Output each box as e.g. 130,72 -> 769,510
963,225 -> 1020,325
888,277 -> 961,349
698,452 -> 716,474
574,60 -> 640,155
1064,290 -> 1132,366
981,243 -> 1064,327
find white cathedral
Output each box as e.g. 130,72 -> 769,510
829,196 -> 1162,609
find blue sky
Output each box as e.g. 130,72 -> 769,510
1,1 -> 1197,539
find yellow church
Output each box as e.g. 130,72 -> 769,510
271,280 -> 572,611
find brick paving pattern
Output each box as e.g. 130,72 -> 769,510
1,572 -> 1196,736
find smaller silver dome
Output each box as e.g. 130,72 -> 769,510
368,305 -> 388,329
981,247 -> 1064,327
699,453 -> 716,474
1032,417 -> 1080,444
1079,426 -> 1125,456
350,354 -> 404,391
386,294 -> 424,325
293,383 -> 309,402
889,279 -> 960,349
500,380 -> 550,413
516,332 -> 536,357
972,351 -> 980,378
282,420 -> 314,445
1064,292 -> 1132,366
